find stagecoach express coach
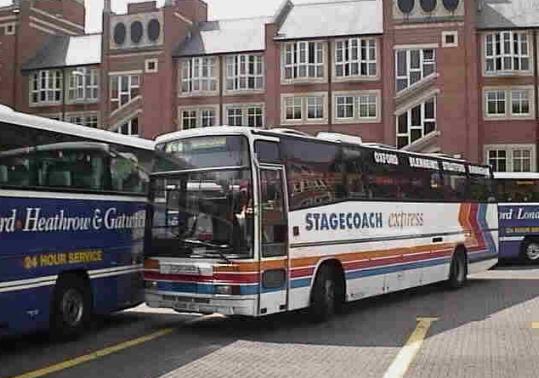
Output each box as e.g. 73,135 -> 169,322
144,127 -> 498,319
0,109 -> 154,336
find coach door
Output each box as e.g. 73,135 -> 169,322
257,166 -> 289,315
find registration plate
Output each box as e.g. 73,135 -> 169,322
160,264 -> 200,275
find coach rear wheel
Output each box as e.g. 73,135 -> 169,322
447,250 -> 467,290
310,266 -> 338,322
50,275 -> 92,339
521,240 -> 539,264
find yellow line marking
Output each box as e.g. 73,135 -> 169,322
531,322 -> 539,329
383,317 -> 438,378
11,328 -> 174,378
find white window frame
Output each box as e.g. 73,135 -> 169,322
29,70 -> 63,106
145,58 -> 159,73
281,41 -> 326,84
224,54 -> 264,93
281,93 -> 328,125
333,38 -> 378,81
67,67 -> 99,104
224,103 -> 264,127
5,23 -> 15,35
333,90 -> 381,124
483,86 -> 535,120
484,31 -> 532,76
65,112 -> 99,128
110,74 -> 140,112
484,144 -> 536,172
115,118 -> 140,137
442,31 -> 458,48
396,97 -> 437,149
178,105 -> 220,130
395,48 -> 436,93
179,57 -> 218,96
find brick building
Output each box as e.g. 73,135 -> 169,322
0,0 -> 538,172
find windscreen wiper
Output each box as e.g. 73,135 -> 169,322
181,239 -> 232,263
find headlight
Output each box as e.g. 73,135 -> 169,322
145,281 -> 158,289
215,285 -> 233,295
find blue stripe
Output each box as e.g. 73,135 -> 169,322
291,277 -> 312,289
345,256 -> 452,280
477,204 -> 498,257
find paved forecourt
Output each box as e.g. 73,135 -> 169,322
2,266 -> 539,378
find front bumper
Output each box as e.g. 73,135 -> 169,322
145,290 -> 257,316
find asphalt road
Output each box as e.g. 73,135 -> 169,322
2,265 -> 539,378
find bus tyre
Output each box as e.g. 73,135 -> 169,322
310,266 -> 337,322
521,240 -> 539,264
50,275 -> 92,339
447,251 -> 467,290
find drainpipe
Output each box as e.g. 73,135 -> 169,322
534,30 -> 539,172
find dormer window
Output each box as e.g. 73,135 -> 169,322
485,31 -> 530,74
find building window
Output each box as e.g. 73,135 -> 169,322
336,96 -> 354,119
110,74 -> 140,111
225,104 -> 264,127
442,31 -> 458,48
486,90 -> 506,116
5,23 -> 15,35
67,67 -> 99,103
145,59 -> 158,73
306,96 -> 324,120
511,89 -> 530,115
65,113 -> 99,128
30,70 -> 63,105
334,91 -> 379,123
488,149 -> 507,172
485,145 -> 535,172
283,41 -> 324,81
484,87 -> 534,118
285,97 -> 303,121
485,31 -> 530,74
396,97 -> 436,149
395,49 -> 436,92
282,94 -> 327,124
335,38 -> 377,78
225,54 -> 264,91
180,57 -> 217,94
179,107 -> 218,129
116,118 -> 139,136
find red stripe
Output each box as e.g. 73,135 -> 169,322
143,271 -> 259,284
290,267 -> 315,278
343,249 -> 453,271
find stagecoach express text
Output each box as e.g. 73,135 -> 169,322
305,210 -> 424,231
0,207 -> 146,233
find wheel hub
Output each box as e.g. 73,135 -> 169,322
61,288 -> 84,327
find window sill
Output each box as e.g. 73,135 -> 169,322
484,114 -> 536,121
29,102 -> 63,108
281,77 -> 327,86
333,117 -> 381,124
223,89 -> 265,96
483,71 -> 533,78
178,91 -> 220,98
332,75 -> 379,83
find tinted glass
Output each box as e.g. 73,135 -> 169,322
281,137 -> 344,210
255,141 -> 281,164
496,179 -> 539,202
156,136 -> 250,172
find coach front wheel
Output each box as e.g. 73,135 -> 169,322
50,274 -> 92,339
447,250 -> 467,289
309,266 -> 337,322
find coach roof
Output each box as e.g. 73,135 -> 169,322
0,109 -> 155,151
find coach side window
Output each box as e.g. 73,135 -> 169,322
469,175 -> 494,203
282,138 -> 345,210
37,149 -> 106,191
110,153 -> 149,194
343,147 -> 369,199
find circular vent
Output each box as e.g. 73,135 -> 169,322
442,0 -> 459,12
148,19 -> 161,42
131,21 -> 143,44
113,23 -> 126,45
420,0 -> 437,12
397,0 -> 415,13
